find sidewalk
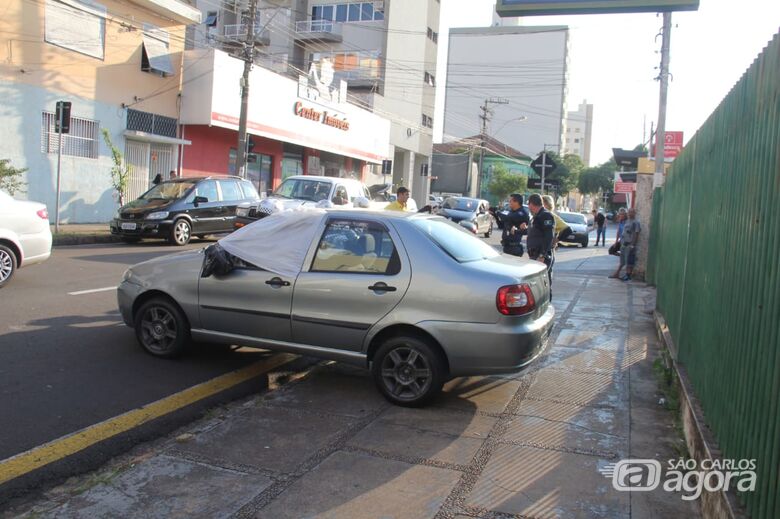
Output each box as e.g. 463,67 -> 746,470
2,262 -> 699,518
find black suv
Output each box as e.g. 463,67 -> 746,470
110,176 -> 260,245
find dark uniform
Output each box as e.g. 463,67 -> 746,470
527,207 -> 556,290
500,207 -> 530,257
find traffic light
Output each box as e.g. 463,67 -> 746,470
246,135 -> 256,153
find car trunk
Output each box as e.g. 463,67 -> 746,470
466,255 -> 551,318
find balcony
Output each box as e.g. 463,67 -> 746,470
294,20 -> 343,43
222,23 -> 271,46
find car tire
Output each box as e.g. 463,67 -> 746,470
0,244 -> 17,288
484,223 -> 493,238
581,237 -> 589,248
372,335 -> 446,407
169,218 -> 192,246
134,297 -> 190,358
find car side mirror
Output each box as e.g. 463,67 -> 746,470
193,195 -> 208,206
266,189 -> 273,197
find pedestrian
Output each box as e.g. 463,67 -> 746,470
610,208 -> 640,281
169,169 -> 180,180
385,186 -> 410,211
542,195 -> 569,249
526,193 -> 556,295
152,172 -> 162,185
500,193 -> 529,257
594,209 -> 607,246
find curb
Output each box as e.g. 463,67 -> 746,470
52,234 -> 122,246
653,310 -> 747,519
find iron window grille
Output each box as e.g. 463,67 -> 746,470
40,111 -> 99,159
126,109 -> 178,138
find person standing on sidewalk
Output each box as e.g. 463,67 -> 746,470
500,193 -> 529,257
594,209 -> 607,246
610,208 -> 640,281
527,194 -> 556,293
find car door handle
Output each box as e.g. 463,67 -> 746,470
368,282 -> 396,292
265,277 -> 290,287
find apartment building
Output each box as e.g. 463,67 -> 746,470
0,0 -> 200,223
562,99 -> 594,166
188,0 -> 440,206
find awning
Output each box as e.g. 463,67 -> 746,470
142,26 -> 174,76
123,130 -> 191,145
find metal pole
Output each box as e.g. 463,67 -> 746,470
236,0 -> 258,179
540,145 -> 547,194
55,104 -> 63,233
477,100 -> 488,197
654,12 -> 672,188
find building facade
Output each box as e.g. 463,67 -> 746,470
0,0 -> 200,223
562,99 -> 594,166
442,25 -> 569,159
188,0 -> 440,207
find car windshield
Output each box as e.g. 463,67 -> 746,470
140,181 -> 196,201
443,197 -> 479,212
559,212 -> 587,225
411,217 -> 499,263
274,178 -> 332,202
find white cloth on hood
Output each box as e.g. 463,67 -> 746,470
218,209 -> 326,278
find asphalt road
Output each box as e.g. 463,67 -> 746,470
0,238 -> 270,463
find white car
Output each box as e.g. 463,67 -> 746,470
0,189 -> 52,287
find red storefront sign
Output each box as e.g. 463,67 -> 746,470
614,181 -> 636,193
653,131 -> 684,159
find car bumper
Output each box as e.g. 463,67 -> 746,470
417,303 -> 555,377
233,215 -> 259,230
19,229 -> 52,267
110,219 -> 174,238
117,280 -> 144,326
560,231 -> 588,244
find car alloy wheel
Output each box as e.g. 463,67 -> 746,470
0,245 -> 17,288
134,298 -> 190,358
372,336 -> 445,407
171,219 -> 191,246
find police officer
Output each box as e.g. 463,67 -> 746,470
500,193 -> 529,257
526,193 -> 556,293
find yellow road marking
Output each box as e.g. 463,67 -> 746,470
0,353 -> 297,485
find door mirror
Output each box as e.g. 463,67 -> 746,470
193,195 -> 208,206
266,189 -> 273,197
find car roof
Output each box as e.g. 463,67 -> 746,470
163,175 -> 244,183
285,175 -> 363,185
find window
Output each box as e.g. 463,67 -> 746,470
427,27 -> 438,43
218,180 -> 243,201
240,180 -> 260,199
574,138 -> 580,143
333,185 -> 349,205
193,180 -> 219,202
575,128 -> 581,133
41,111 -> 99,159
312,5 -> 324,19
204,11 -> 218,27
421,114 -> 433,129
314,3 -> 383,22
45,0 -> 106,59
424,71 -> 435,87
335,3 -> 348,21
142,24 -> 173,77
348,3 -> 360,21
312,219 -> 400,275
411,218 -> 498,263
360,2 -> 373,20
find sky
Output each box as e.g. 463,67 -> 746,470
433,0 -> 780,165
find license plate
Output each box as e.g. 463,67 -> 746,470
121,222 -> 137,230
568,234 -> 576,239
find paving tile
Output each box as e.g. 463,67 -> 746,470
526,369 -> 627,409
434,377 -> 523,414
255,450 -> 461,519
261,363 -> 387,418
465,444 -> 628,518
174,406 -> 355,474
501,399 -> 629,458
538,345 -> 626,374
46,455 -> 271,519
554,329 -> 625,352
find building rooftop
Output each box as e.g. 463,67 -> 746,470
433,135 -> 531,160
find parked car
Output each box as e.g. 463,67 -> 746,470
110,176 -> 260,246
118,209 -> 554,406
558,211 -> 590,247
0,189 -> 52,288
439,197 -> 493,237
236,176 -> 382,228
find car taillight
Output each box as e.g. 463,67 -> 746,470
37,208 -> 49,220
496,284 -> 536,315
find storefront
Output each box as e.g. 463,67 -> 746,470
179,49 -> 391,193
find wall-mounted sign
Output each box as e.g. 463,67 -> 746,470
614,181 -> 636,193
294,102 -> 350,131
496,0 -> 699,17
653,130 -> 684,159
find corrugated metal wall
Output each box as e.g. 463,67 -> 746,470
648,31 -> 780,518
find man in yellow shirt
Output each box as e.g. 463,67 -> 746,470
385,186 -> 410,211
542,195 -> 569,248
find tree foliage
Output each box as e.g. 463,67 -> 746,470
487,164 -> 527,202
577,158 -> 618,194
0,159 -> 27,196
101,129 -> 131,206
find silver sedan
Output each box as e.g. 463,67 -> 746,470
118,210 -> 554,406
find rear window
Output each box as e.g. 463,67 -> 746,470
559,212 -> 586,225
443,198 -> 479,212
411,217 -> 499,263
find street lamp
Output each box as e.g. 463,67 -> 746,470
493,116 -> 528,138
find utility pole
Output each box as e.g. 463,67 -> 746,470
653,12 -> 672,188
477,97 -> 508,196
236,0 -> 258,179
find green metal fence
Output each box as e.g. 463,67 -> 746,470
648,31 -> 780,518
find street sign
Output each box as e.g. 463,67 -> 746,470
55,101 -> 71,134
614,181 -> 636,193
381,159 -> 392,176
496,0 -> 699,17
530,152 -> 557,177
653,130 -> 684,159
528,178 -> 559,189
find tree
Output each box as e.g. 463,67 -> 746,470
558,153 -> 584,195
487,164 -> 527,202
101,129 -> 131,206
0,159 -> 27,196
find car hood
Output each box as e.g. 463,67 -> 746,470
120,198 -> 173,214
127,248 -> 204,278
440,208 -> 476,222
